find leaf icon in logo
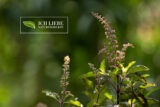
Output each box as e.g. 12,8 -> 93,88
23,21 -> 35,29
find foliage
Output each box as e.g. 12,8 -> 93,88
43,56 -> 83,107
43,12 -> 160,107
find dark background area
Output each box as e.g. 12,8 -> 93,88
0,0 -> 160,106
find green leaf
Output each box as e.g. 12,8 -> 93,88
42,90 -> 59,101
84,91 -> 92,98
119,63 -> 125,73
137,97 -> 145,104
134,74 -> 147,84
69,100 -> 82,107
139,83 -> 155,88
126,61 -> 136,71
99,59 -> 105,73
128,65 -> 150,74
123,79 -> 130,86
141,74 -> 150,78
128,99 -> 136,106
83,79 -> 93,88
145,87 -> 159,97
120,61 -> 136,74
86,87 -> 108,107
97,88 -> 109,104
127,74 -> 142,84
110,67 -> 119,75
65,91 -> 74,99
80,72 -> 96,78
104,92 -> 112,100
23,21 -> 35,29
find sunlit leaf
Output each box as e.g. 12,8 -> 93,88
23,21 -> 35,29
140,78 -> 146,83
120,61 -> 136,74
141,74 -> 150,78
104,92 -> 112,100
128,73 -> 149,84
128,99 -> 136,106
69,100 -> 83,107
84,79 -> 93,88
110,67 -> 119,75
128,65 -> 149,74
121,67 -> 126,74
99,59 -> 105,73
139,83 -> 155,88
126,61 -> 136,72
137,74 -> 146,83
42,90 -> 59,101
119,63 -> 125,72
138,97 -> 145,104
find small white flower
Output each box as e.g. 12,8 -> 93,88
80,104 -> 83,107
114,105 -> 119,107
64,56 -> 70,64
75,97 -> 78,101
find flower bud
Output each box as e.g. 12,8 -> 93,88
64,56 -> 70,64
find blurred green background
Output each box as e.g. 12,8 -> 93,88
0,0 -> 160,107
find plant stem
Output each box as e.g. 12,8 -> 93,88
132,85 -> 149,107
60,89 -> 66,107
108,77 -> 116,92
116,74 -> 120,105
93,73 -> 101,107
88,63 -> 103,107
131,99 -> 133,107
60,101 -> 63,107
60,71 -> 67,107
96,78 -> 101,104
